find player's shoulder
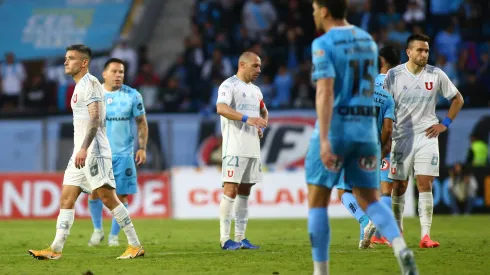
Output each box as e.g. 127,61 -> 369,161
220,75 -> 240,89
374,74 -> 386,87
386,64 -> 405,78
121,84 -> 140,95
425,65 -> 445,76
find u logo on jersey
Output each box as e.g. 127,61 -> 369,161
72,94 -> 77,103
227,170 -> 234,177
425,82 -> 433,91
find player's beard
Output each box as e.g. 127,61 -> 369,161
415,59 -> 428,67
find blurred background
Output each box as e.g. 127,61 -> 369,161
0,0 -> 489,220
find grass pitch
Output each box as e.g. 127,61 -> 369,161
2,215 -> 489,274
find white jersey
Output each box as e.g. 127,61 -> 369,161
384,63 -> 458,140
70,73 -> 111,158
216,75 -> 263,158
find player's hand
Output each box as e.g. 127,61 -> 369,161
75,149 -> 87,169
320,139 -> 336,169
258,128 -> 264,139
135,149 -> 147,166
425,123 -> 447,138
246,117 -> 267,128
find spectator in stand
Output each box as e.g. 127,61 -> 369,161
133,62 -> 160,110
111,39 -> 138,83
160,77 -> 187,113
459,71 -> 489,107
435,22 -> 461,64
24,73 -> 55,112
1,52 -> 26,111
242,0 -> 278,42
447,163 -> 478,215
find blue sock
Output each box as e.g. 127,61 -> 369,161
88,199 -> 103,230
341,192 -> 369,240
110,203 -> 128,236
308,208 -> 330,262
375,195 -> 393,238
366,201 -> 401,243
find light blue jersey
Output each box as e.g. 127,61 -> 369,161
374,73 -> 395,183
105,84 -> 145,195
306,25 -> 380,190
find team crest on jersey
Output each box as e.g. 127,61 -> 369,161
72,94 -> 78,103
359,156 -> 377,171
325,157 -> 343,173
313,49 -> 324,57
227,170 -> 234,177
390,167 -> 397,175
380,158 -> 390,170
107,98 -> 113,104
425,82 -> 433,90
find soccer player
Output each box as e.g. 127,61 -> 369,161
28,45 -> 144,260
370,45 -> 400,245
335,46 -> 400,249
216,51 -> 268,250
87,58 -> 148,247
306,1 -> 417,274
385,34 -> 464,248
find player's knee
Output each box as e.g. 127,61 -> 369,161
223,182 -> 238,199
237,184 -> 252,196
117,194 -> 129,204
96,186 -> 119,210
307,184 -> 331,208
353,188 -> 379,210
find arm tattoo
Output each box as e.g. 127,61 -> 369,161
81,101 -> 100,150
136,115 -> 148,150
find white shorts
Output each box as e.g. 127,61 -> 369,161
63,155 -> 116,193
222,155 -> 262,184
389,132 -> 439,180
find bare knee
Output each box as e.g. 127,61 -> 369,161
223,183 -> 238,199
60,186 -> 82,209
96,186 -> 120,210
380,181 -> 393,197
392,180 -> 408,196
237,184 -> 252,196
337,189 -> 346,199
308,184 -> 331,208
416,175 -> 434,192
117,194 -> 129,204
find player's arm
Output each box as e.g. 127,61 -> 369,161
81,102 -> 101,151
380,118 -> 393,158
215,85 -> 267,128
426,70 -> 464,138
132,91 -> 148,165
258,99 -> 268,138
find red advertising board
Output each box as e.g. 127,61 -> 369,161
0,173 -> 171,219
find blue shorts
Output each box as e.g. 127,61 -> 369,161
380,155 -> 392,183
112,155 -> 138,195
336,170 -> 352,191
305,137 -> 380,190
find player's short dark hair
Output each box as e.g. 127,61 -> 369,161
103,58 -> 126,70
65,44 -> 92,59
406,34 -> 430,48
314,0 -> 348,20
379,46 -> 400,67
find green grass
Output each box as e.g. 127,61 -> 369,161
2,216 -> 489,275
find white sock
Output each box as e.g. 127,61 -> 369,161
391,236 -> 408,257
234,195 -> 249,242
313,261 -> 329,275
112,204 -> 141,247
392,193 -> 405,232
418,192 -> 433,238
220,195 -> 235,244
51,209 -> 75,252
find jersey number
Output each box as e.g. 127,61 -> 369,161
349,59 -> 374,97
226,156 -> 239,167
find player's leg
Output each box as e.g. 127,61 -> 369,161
373,157 -> 394,245
350,142 -> 418,274
389,136 -> 415,234
305,138 -> 339,275
89,157 -> 143,259
414,134 -> 440,248
109,155 -> 138,246
234,158 -> 261,249
87,190 -> 104,246
29,160 -> 85,260
220,155 -> 245,250
337,183 -> 372,247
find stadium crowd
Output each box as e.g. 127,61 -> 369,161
1,0 -> 490,114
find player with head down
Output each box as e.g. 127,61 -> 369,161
216,51 -> 268,250
305,1 -> 417,274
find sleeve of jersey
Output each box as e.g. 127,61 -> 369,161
437,69 -> 458,100
84,80 -> 103,105
216,83 -> 233,106
384,95 -> 396,122
132,90 -> 146,117
383,70 -> 394,96
311,39 -> 335,82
